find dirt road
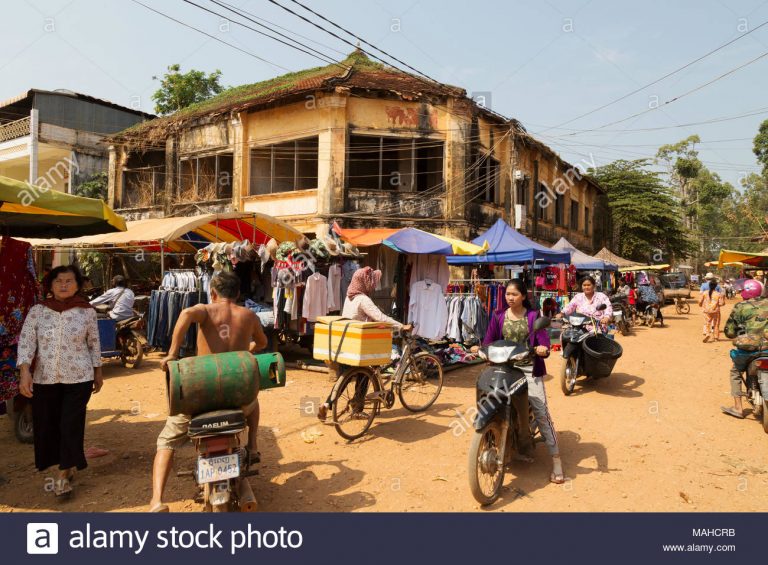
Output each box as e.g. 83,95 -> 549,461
1,299 -> 766,512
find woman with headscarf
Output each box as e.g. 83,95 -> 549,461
317,267 -> 411,421
17,265 -> 102,497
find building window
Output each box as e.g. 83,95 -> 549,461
121,150 -> 166,208
536,182 -> 548,221
516,178 -> 528,208
570,200 -> 579,230
555,194 -> 564,226
584,206 -> 590,234
476,153 -> 500,204
178,153 -> 234,201
347,135 -> 444,192
249,137 -> 318,195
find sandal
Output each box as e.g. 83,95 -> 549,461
244,447 -> 261,466
149,503 -> 169,513
550,472 -> 566,484
720,406 -> 745,419
54,478 -> 72,497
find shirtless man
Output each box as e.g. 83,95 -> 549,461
148,271 -> 267,512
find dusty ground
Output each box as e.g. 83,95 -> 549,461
1,298 -> 766,513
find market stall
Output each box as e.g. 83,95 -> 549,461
1,175 -> 126,426
594,247 -> 641,269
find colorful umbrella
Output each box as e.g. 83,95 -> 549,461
0,175 -> 126,237
383,228 -> 488,256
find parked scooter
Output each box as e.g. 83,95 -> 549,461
467,316 -> 550,506
609,295 -> 631,336
730,347 -> 768,434
559,304 -> 623,395
3,383 -> 33,444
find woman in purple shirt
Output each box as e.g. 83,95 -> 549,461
473,279 -> 564,484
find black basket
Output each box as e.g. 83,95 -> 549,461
582,335 -> 623,378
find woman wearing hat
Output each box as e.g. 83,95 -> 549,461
317,267 -> 411,421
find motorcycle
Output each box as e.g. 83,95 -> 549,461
641,302 -> 662,327
559,304 -> 623,395
467,316 -> 551,506
609,295 -> 631,336
730,347 -> 768,434
176,352 -> 287,512
3,383 -> 33,444
178,408 -> 259,512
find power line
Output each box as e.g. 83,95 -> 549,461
563,50 -> 768,136
129,0 -> 290,71
265,0 -> 442,85
285,0 -> 440,84
182,0 -> 344,68
538,18 -> 768,133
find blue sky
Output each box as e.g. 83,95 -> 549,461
3,0 -> 767,188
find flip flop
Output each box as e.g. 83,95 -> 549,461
720,406 -> 745,419
149,503 -> 169,513
550,472 -> 566,484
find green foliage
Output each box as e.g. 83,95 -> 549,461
590,159 -> 693,262
76,251 -> 105,285
152,64 -> 225,115
754,119 -> 768,176
75,172 -> 108,201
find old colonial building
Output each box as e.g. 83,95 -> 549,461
0,89 -> 152,193
107,51 -> 607,252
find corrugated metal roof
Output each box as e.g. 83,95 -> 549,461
0,89 -> 154,118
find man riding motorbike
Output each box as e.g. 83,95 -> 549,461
90,275 -> 135,321
148,272 -> 267,512
722,279 -> 766,419
636,275 -> 664,327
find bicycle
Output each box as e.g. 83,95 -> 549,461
674,296 -> 690,315
329,329 -> 444,440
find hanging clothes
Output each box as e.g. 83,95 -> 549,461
303,273 -> 328,322
0,237 -> 38,403
408,280 -> 448,340
409,254 -> 450,289
327,263 -> 342,311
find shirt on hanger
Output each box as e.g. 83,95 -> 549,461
408,280 -> 448,340
327,263 -> 342,311
303,273 -> 329,322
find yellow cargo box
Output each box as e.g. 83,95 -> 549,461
313,316 -> 393,366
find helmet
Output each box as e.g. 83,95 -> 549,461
741,279 -> 763,300
637,273 -> 650,285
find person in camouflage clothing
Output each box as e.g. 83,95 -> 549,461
722,282 -> 767,419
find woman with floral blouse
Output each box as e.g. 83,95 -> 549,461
17,265 -> 102,497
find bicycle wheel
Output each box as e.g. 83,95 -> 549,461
332,367 -> 380,441
398,352 -> 444,412
680,301 -> 690,314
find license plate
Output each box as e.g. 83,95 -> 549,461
196,454 -> 240,484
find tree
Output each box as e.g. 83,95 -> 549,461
656,135 -> 701,231
590,159 -> 693,262
75,172 -> 107,200
754,119 -> 768,175
152,64 -> 224,115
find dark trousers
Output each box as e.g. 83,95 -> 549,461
32,381 -> 93,472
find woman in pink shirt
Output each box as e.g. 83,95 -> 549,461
559,276 -> 613,327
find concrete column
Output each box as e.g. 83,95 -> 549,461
28,108 -> 39,184
444,98 -> 470,240
107,145 -> 119,207
164,136 -> 177,216
317,93 -> 347,218
231,112 -> 246,211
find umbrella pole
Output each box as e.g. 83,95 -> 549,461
160,239 -> 165,279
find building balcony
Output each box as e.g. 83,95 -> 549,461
0,117 -> 31,143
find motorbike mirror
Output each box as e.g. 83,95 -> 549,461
533,316 -> 551,331
596,304 -> 608,311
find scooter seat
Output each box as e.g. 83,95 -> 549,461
189,409 -> 245,437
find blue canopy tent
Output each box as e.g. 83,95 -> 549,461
551,237 -> 618,271
382,227 -> 488,256
446,219 -> 571,265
